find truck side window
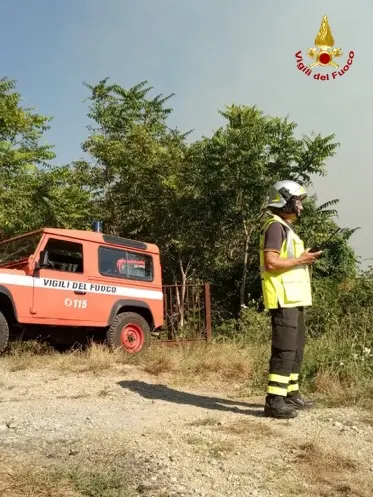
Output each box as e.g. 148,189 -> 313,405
98,246 -> 153,281
44,238 -> 84,273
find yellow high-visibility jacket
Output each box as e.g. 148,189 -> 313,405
259,214 -> 312,309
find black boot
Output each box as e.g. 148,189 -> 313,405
284,392 -> 314,409
264,395 -> 298,419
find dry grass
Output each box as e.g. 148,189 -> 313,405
0,458 -> 133,497
2,340 -> 135,374
285,434 -> 373,497
208,440 -> 236,458
358,414 -> 373,427
140,343 -> 264,386
56,393 -> 91,400
310,370 -> 373,409
1,340 -> 265,390
2,336 -> 373,408
0,431 -> 141,497
183,417 -> 278,463
296,439 -> 357,472
310,370 -> 355,408
188,416 -> 220,427
313,370 -> 347,397
217,418 -> 277,440
183,433 -> 235,458
188,416 -> 278,440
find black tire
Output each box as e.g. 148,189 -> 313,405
106,312 -> 151,353
0,310 -> 9,353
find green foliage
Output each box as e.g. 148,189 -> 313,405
212,268 -> 373,404
0,77 -> 55,236
296,194 -> 358,280
297,270 -> 373,402
0,76 -> 362,324
214,300 -> 271,343
81,78 -> 201,286
0,79 -> 94,236
0,75 -> 370,404
32,161 -> 94,229
182,104 -> 342,308
0,77 -> 55,166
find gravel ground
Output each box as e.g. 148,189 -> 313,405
1,367 -> 373,496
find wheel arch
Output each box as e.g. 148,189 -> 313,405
0,286 -> 18,324
108,300 -> 154,329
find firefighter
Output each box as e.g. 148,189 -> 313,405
259,180 -> 322,419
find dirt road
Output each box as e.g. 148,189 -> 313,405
0,365 -> 373,496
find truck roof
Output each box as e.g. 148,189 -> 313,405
0,228 -> 160,254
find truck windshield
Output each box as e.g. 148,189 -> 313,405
0,233 -> 42,266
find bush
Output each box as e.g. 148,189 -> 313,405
213,269 -> 373,404
214,299 -> 271,344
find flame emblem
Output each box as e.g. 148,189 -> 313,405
308,16 -> 342,69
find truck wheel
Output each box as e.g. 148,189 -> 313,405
106,312 -> 151,353
0,311 -> 9,353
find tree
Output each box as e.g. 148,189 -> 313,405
296,195 -> 359,280
32,161 -> 94,230
181,104 -> 342,308
81,78 -> 219,326
0,75 -> 359,332
0,78 -> 94,236
81,78 -> 189,272
0,77 -> 55,236
81,78 -> 358,321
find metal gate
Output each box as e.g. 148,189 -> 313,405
157,283 -> 212,343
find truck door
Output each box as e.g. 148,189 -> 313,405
32,237 -> 89,323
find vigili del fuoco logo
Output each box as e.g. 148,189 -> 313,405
295,15 -> 355,81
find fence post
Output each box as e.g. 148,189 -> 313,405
204,282 -> 212,341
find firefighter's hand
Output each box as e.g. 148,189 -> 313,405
298,248 -> 323,265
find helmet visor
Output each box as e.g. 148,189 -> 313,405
295,191 -> 307,202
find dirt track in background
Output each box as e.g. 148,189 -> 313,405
1,365 -> 373,496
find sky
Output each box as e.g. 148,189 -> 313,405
1,0 -> 372,266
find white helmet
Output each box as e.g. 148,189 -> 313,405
267,180 -> 307,209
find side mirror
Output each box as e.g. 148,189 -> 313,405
35,250 -> 49,270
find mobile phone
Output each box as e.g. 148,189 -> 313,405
309,246 -> 322,253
